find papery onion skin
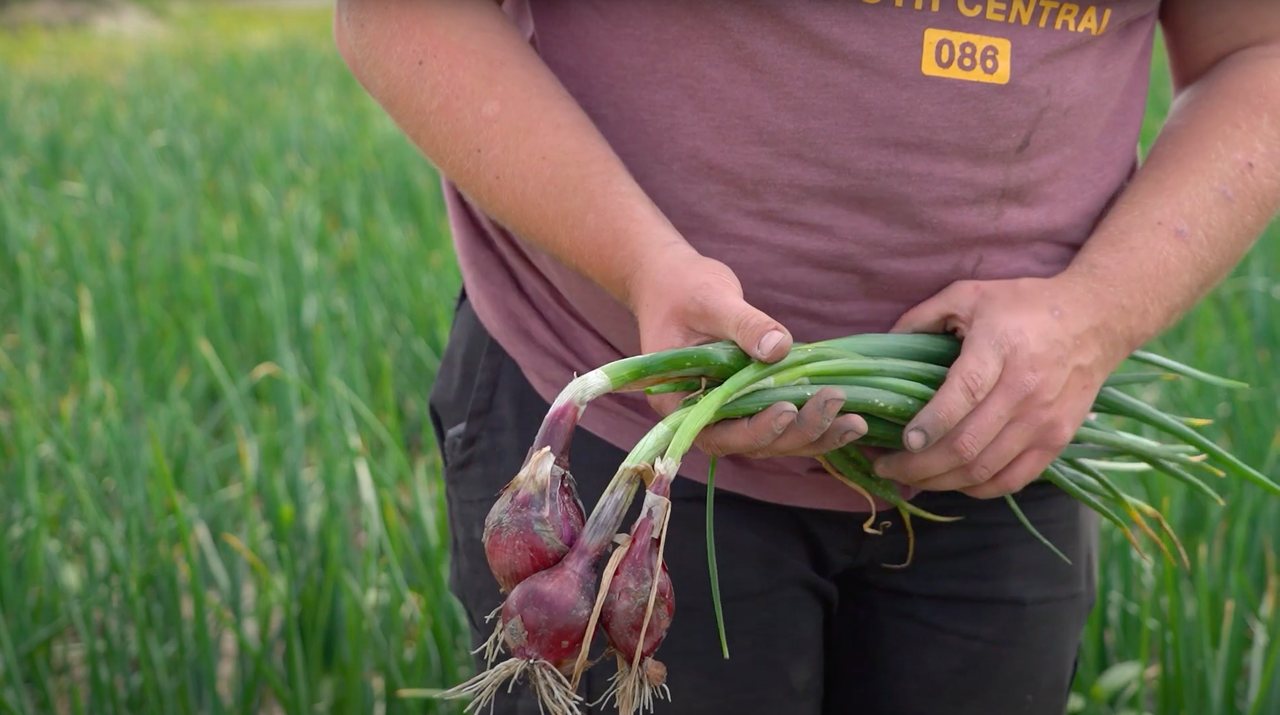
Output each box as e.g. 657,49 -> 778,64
601,474 -> 675,663
483,445 -> 586,593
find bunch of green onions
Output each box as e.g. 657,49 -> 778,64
438,333 -> 1279,715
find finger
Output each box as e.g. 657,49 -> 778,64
750,387 -> 845,455
899,337 -> 1005,454
907,416 -> 1038,493
889,281 -> 978,336
699,291 -> 792,363
695,402 -> 797,458
770,413 -> 869,458
646,390 -> 688,418
961,447 -> 1058,500
873,369 -> 1029,484
963,406 -> 1090,500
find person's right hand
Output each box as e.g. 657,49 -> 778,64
627,246 -> 868,460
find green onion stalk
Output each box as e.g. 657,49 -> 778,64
438,334 -> 1280,715
528,342 -> 753,470
649,339 -> 1278,662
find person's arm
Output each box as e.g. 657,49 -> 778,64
874,0 -> 1280,498
334,0 -> 677,311
1062,1 -> 1280,350
333,0 -> 867,458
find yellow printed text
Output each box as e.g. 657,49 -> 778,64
861,0 -> 943,9
862,0 -> 1115,35
921,28 -> 1012,85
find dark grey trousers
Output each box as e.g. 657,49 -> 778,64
429,294 -> 1098,715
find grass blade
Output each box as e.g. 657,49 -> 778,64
1094,387 -> 1280,495
1125,350 -> 1250,389
1042,464 -> 1147,560
1064,459 -> 1181,566
1102,371 -> 1180,388
1074,425 -> 1210,469
1146,458 -> 1227,506
706,456 -> 728,660
1004,493 -> 1072,564
835,447 -> 962,523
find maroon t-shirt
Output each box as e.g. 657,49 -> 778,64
445,0 -> 1162,512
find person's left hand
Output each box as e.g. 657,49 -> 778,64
872,276 -> 1133,499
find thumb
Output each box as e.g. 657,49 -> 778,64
890,281 -> 975,336
706,293 -> 792,363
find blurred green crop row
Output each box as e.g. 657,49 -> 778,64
2,5 -> 468,714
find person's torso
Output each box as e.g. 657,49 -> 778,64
447,0 -> 1162,511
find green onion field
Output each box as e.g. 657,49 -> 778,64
0,5 -> 1276,714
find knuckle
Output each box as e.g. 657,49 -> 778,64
696,438 -> 727,458
949,431 -> 984,464
796,417 -> 862,457
791,401 -> 820,430
747,429 -> 778,452
958,370 -> 989,406
950,280 -> 982,302
696,429 -> 731,457
748,420 -> 784,451
812,430 -> 851,454
995,327 -> 1031,356
728,306 -> 768,342
801,409 -> 836,439
963,460 -> 994,486
929,405 -> 958,434
725,307 -> 752,335
1017,369 -> 1041,397
1045,419 -> 1077,449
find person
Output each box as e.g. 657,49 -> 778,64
333,1 -> 1280,713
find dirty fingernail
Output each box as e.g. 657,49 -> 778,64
757,330 -> 784,357
773,410 -> 796,433
905,428 -> 928,452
